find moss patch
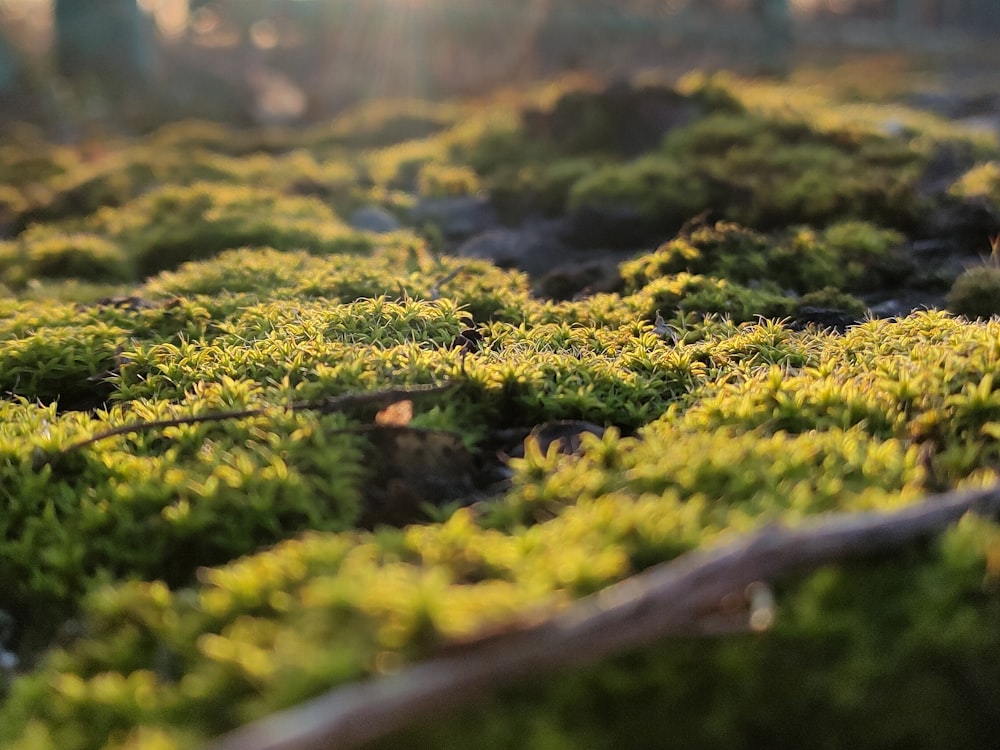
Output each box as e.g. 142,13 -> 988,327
1,68 -> 1000,750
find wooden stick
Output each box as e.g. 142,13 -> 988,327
209,483 -> 1000,750
43,382 -> 456,459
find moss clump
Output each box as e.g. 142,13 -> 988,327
949,161 -> 1000,214
636,272 -> 792,322
947,264 -> 1000,319
0,135 -> 80,218
144,119 -> 297,156
7,139 -> 365,234
3,280 -> 1000,750
621,220 -> 903,297
94,182 -> 374,277
520,83 -> 704,156
484,156 -> 602,218
416,163 -> 482,198
567,105 -> 926,232
0,182 -> 385,285
0,391 -> 366,607
0,234 -> 131,288
141,243 -> 427,301
793,286 -> 868,320
13,149 -> 235,230
306,98 -> 466,150
567,156 -> 713,233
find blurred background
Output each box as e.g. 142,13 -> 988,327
0,0 -> 998,135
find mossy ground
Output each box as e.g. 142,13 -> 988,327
1,68 -> 1000,749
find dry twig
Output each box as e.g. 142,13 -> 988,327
210,482 -> 1000,750
43,382 -> 457,462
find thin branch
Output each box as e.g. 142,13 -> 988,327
210,482 -> 1000,750
44,382 -> 457,460
430,266 -> 465,300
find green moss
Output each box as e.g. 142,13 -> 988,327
564,102 -> 927,232
10,144 -> 365,243
1,233 -> 132,288
416,163 -> 482,198
0,182 -> 383,285
567,156 -> 712,229
635,272 -> 792,322
3,299 -> 1000,750
384,517 -> 1000,750
0,314 -> 126,406
794,287 -> 868,319
2,413 -> 996,748
621,220 -> 903,296
949,161 -> 1000,213
142,242 -> 429,302
3,70 -> 1000,750
145,119 -> 296,156
363,137 -> 453,192
306,98 -> 466,151
0,389 -> 367,614
488,156 -> 601,218
947,265 -> 1000,319
620,222 -> 769,291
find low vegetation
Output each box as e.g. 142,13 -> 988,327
1,67 -> 999,749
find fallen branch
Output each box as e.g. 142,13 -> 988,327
210,482 -> 1000,750
43,382 -> 456,461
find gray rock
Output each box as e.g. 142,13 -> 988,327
409,196 -> 499,242
865,290 -> 947,319
0,608 -> 15,676
535,257 -> 623,300
562,204 -> 659,249
456,228 -> 573,276
787,307 -> 863,332
348,205 -> 401,234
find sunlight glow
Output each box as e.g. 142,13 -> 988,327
140,0 -> 188,40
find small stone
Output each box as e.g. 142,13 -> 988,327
0,649 -> 18,671
456,229 -> 570,276
349,205 -> 401,234
409,196 -> 499,242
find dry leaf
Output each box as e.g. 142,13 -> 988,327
375,399 -> 413,426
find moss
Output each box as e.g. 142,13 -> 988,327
621,220 -> 904,296
519,83 -> 703,157
1,233 -> 132,288
17,149 -> 233,228
3,70 -> 1000,750
384,518 -> 1000,750
793,287 -> 868,319
142,244 -> 421,301
633,273 -> 791,322
0,388 -> 367,621
145,119 -> 296,156
947,264 -> 1000,319
2,416 -> 996,748
4,296 -> 1000,750
416,163 -> 482,198
0,182 -> 385,285
306,98 -> 466,151
11,144 -> 363,235
567,156 -> 712,233
660,75 -> 942,230
949,161 -> 1000,215
487,156 -> 601,218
